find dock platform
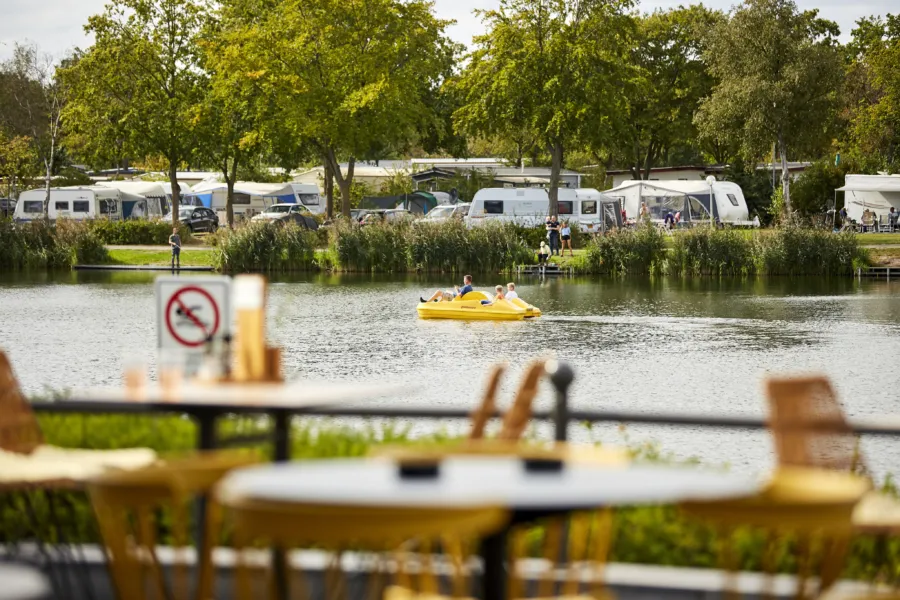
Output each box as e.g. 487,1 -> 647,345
75,265 -> 215,272
517,264 -> 573,276
857,267 -> 900,279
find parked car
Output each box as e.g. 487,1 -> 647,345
359,209 -> 414,226
0,198 -> 16,219
418,203 -> 471,224
164,206 -> 219,233
250,203 -> 318,230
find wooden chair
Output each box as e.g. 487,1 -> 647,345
0,350 -> 157,489
88,452 -> 259,600
682,467 -> 871,600
766,376 -> 900,536
217,486 -> 508,600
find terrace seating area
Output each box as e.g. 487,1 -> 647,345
2,351 -> 900,600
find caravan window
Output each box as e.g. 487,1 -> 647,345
558,201 -> 573,215
73,201 -> 89,212
727,193 -> 739,207
484,200 -> 503,214
23,201 -> 43,213
100,199 -> 117,215
55,201 -> 69,211
233,193 -> 251,205
298,193 -> 319,206
582,200 -> 597,215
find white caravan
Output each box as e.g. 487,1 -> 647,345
14,187 -> 125,222
186,181 -> 297,221
96,181 -> 166,219
290,183 -> 324,215
466,187 -> 616,231
603,180 -> 750,225
836,174 -> 900,223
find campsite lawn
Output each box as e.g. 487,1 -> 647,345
102,248 -> 216,267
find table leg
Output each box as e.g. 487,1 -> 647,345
480,529 -> 508,600
194,412 -> 217,600
271,409 -> 291,600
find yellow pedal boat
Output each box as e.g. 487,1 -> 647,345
417,291 -> 542,321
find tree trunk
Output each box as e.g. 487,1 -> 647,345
548,141 -> 563,217
43,158 -> 51,216
324,159 -> 334,220
169,161 -> 181,227
224,157 -> 238,228
778,132 -> 791,214
324,149 -> 355,219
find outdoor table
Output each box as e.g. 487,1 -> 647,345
0,563 -> 52,600
36,380 -> 414,460
218,456 -> 759,600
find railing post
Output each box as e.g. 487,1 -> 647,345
546,360 -> 574,442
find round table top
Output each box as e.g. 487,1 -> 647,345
0,563 -> 51,600
218,457 -> 758,511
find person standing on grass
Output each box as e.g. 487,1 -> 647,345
560,221 -> 573,256
547,216 -> 561,256
169,227 -> 181,270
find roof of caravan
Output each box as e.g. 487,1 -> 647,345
837,175 -> 900,193
189,181 -> 294,196
96,181 -> 167,197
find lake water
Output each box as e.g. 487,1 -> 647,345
2,271 -> 899,477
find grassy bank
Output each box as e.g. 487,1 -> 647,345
104,248 -> 217,267
5,410 -> 893,581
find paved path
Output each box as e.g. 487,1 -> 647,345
106,245 -> 212,251
864,244 -> 900,249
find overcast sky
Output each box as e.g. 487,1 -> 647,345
1,0 -> 896,62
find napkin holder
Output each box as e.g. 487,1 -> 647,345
397,458 -> 442,479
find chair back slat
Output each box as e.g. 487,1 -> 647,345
0,350 -> 43,454
468,364 -> 506,441
766,376 -> 867,474
498,361 -> 546,441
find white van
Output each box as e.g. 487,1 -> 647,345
466,188 -> 612,231
14,187 -> 124,222
290,183 -> 324,214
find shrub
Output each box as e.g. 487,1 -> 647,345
0,219 -> 108,270
407,221 -> 532,273
580,224 -> 667,275
670,227 -> 757,277
330,221 -> 411,273
757,225 -> 865,276
86,219 -> 193,245
211,222 -> 317,272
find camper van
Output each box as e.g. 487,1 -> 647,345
290,183 -> 324,215
185,181 -> 296,222
466,188 -> 618,231
604,180 -> 750,225
14,187 -> 125,222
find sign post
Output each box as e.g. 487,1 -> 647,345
155,276 -> 232,374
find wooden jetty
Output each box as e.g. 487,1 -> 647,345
75,265 -> 215,272
857,266 -> 900,279
516,263 -> 573,276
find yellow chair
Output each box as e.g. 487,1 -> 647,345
372,360 -> 623,599
217,487 -> 509,600
682,467 -> 871,600
88,451 -> 260,600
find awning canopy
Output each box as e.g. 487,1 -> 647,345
836,182 -> 900,192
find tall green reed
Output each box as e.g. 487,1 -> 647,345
579,224 -> 667,275
211,222 -> 317,272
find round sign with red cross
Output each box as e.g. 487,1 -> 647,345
156,277 -> 232,350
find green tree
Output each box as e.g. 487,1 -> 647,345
695,0 -> 843,213
61,0 -> 208,225
0,132 -> 39,198
608,6 -> 723,179
843,15 -> 900,172
238,0 -> 456,218
0,43 -> 66,213
789,159 -> 848,217
454,0 -> 633,215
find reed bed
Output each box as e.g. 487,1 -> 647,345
0,219 -> 107,270
578,224 -> 668,275
211,222 -> 317,272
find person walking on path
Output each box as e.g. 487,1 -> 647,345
169,227 -> 181,270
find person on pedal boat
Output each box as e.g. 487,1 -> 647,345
421,274 -> 474,303
505,283 -> 519,300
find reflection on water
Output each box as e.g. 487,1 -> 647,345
2,270 -> 900,476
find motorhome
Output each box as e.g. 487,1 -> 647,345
465,188 -> 619,231
185,181 -> 297,221
13,187 -> 127,222
603,180 -> 750,225
96,181 -> 166,218
290,183 -> 324,215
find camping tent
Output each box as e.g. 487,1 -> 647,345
602,180 -> 750,224
836,175 -> 900,222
